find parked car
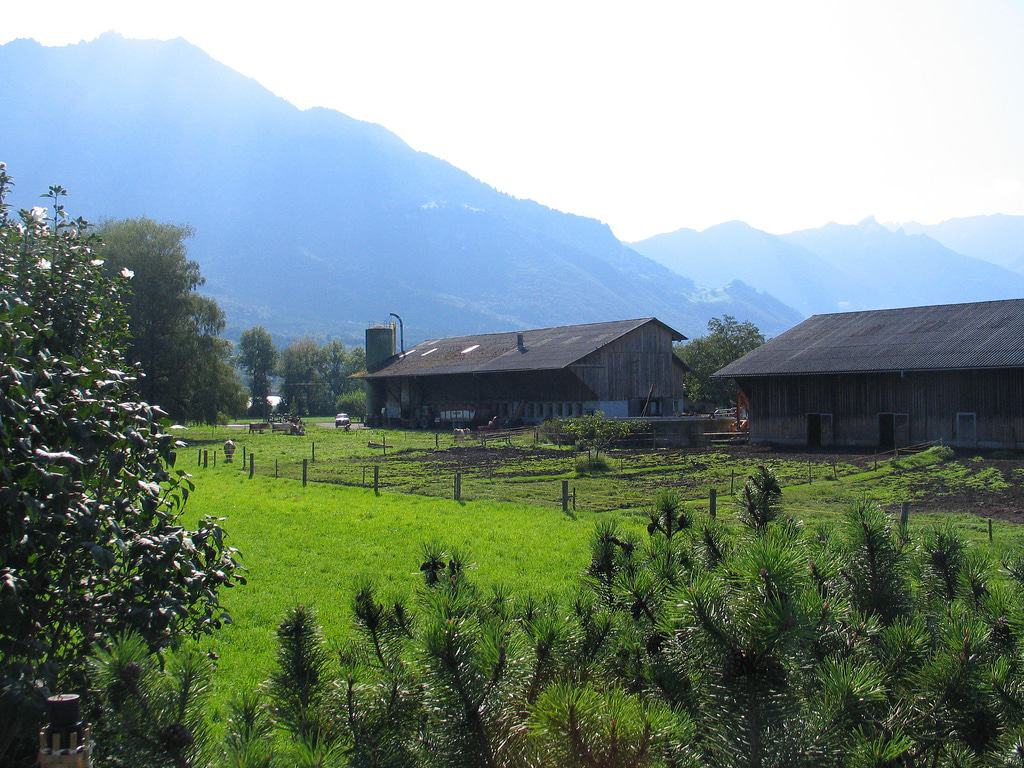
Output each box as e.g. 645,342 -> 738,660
335,412 -> 351,429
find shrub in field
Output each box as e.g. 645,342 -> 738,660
0,170 -> 242,764
574,454 -> 610,474
95,467 -> 1024,766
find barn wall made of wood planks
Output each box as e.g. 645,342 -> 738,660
737,369 -> 1024,448
571,324 -> 683,403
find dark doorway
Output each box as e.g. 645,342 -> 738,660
879,413 -> 895,448
807,414 -> 822,448
956,412 -> 977,448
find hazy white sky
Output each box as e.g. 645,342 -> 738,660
4,0 -> 1023,240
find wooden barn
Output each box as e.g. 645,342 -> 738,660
715,299 -> 1024,450
360,318 -> 686,428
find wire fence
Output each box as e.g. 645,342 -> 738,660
186,433 -> 946,515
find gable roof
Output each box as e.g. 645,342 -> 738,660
716,298 -> 1024,378
363,318 -> 685,379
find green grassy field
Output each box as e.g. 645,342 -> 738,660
184,467 -> 620,723
179,423 -> 1024,718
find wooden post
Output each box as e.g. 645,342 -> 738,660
988,517 -> 994,543
572,486 -> 576,511
435,432 -> 439,449
831,459 -> 837,481
198,449 -> 202,467
242,445 -> 247,467
455,472 -> 462,501
383,436 -> 387,457
312,442 -> 315,463
203,450 -> 208,469
730,469 -> 735,493
534,428 -> 538,446
213,450 -> 217,467
709,488 -> 717,518
249,452 -> 254,479
873,453 -> 878,471
373,465 -> 380,495
561,479 -> 569,512
275,458 -> 279,478
302,458 -> 307,487
900,501 -> 910,529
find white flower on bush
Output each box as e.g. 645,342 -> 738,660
29,206 -> 48,224
120,267 -> 134,279
37,258 -> 51,270
90,259 -> 105,266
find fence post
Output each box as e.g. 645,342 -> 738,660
730,469 -> 735,493
709,488 -> 717,518
435,432 -> 439,449
572,486 -> 576,511
561,479 -> 569,512
213,450 -> 217,467
873,452 -> 878,471
198,449 -> 201,467
831,459 -> 837,480
203,450 -> 208,469
900,501 -> 910,529
249,452 -> 254,479
373,465 -> 380,495
302,458 -> 307,487
275,458 -> 279,478
988,517 -> 994,543
242,445 -> 247,469
455,472 -> 462,501
312,442 -> 316,463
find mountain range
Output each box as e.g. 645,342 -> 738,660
2,34 -> 1021,345
0,33 -> 799,345
631,216 -> 1024,317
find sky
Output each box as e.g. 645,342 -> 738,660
3,0 -> 1024,241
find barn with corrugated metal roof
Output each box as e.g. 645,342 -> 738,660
715,299 -> 1024,449
360,318 -> 687,428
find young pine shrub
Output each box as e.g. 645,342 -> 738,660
89,633 -> 214,768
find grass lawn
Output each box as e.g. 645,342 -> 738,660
183,467 -> 617,721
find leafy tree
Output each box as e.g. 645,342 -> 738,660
319,340 -> 364,409
238,326 -> 277,418
0,171 -> 241,764
96,218 -> 244,423
676,314 -> 765,406
560,411 -> 632,463
279,338 -> 327,417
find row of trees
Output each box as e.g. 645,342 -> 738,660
95,218 -> 248,423
238,327 -> 366,418
83,217 -> 368,423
